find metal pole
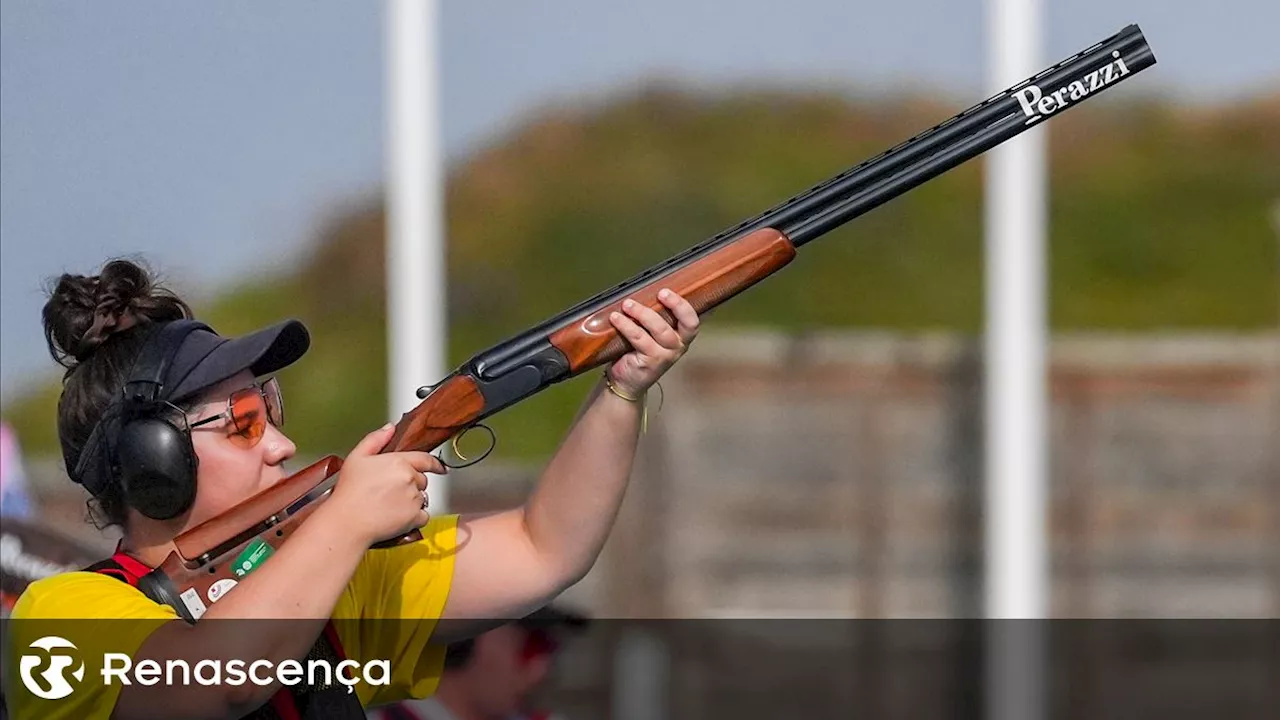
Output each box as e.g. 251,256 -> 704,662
985,0 -> 1047,716
386,0 -> 448,513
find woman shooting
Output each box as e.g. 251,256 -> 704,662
5,259 -> 699,720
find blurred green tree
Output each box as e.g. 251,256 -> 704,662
5,86 -> 1277,462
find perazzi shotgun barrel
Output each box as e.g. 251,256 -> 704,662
138,25 -> 1155,621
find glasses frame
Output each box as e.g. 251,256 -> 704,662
187,376 -> 284,448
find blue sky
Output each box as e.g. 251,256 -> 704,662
2,0 -> 1277,401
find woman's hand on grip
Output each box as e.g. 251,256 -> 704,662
328,423 -> 444,546
606,288 -> 701,397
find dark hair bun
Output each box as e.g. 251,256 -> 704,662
42,259 -> 193,371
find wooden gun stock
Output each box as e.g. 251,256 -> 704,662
384,374 -> 486,456
140,456 -> 342,621
140,369 -> 494,620
172,456 -> 343,562
548,228 -> 796,371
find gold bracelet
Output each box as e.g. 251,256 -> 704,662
603,371 -> 649,434
602,372 -> 643,402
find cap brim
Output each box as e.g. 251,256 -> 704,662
169,319 -> 311,402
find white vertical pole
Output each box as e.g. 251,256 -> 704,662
985,0 -> 1047,717
386,0 -> 448,513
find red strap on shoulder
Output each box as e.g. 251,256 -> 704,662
87,544 -> 153,588
109,551 -> 154,581
93,566 -> 137,586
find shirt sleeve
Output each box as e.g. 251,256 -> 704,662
331,514 -> 460,707
2,572 -> 177,720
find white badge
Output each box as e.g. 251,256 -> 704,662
207,578 -> 238,604
179,587 -> 208,620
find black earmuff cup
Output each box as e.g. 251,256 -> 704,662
114,411 -> 198,520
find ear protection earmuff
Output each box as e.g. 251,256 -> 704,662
109,320 -> 210,520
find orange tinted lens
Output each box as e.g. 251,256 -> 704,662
262,377 -> 284,428
227,387 -> 267,448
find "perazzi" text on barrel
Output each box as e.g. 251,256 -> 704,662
1015,50 -> 1132,124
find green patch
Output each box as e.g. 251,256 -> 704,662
232,538 -> 275,578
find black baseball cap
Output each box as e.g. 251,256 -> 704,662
162,319 -> 311,403
66,319 -> 311,495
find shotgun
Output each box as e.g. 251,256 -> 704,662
138,24 -> 1156,621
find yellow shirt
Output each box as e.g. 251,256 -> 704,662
1,515 -> 458,719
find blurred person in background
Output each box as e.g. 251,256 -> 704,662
3,258 -> 700,720
0,421 -> 35,519
371,605 -> 588,720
